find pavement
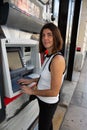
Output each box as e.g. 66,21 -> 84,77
59,55 -> 87,130
53,61 -> 83,130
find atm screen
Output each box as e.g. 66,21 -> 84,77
6,48 -> 25,92
7,48 -> 23,71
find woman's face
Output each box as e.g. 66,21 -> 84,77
42,29 -> 53,51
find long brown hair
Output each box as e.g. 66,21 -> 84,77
39,22 -> 63,54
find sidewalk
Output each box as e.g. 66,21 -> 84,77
53,64 -> 81,130
59,55 -> 87,130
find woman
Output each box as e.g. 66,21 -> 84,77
18,22 -> 65,130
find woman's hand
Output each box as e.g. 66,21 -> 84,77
17,78 -> 32,85
21,85 -> 34,95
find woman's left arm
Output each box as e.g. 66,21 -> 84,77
50,55 -> 65,96
21,55 -> 65,97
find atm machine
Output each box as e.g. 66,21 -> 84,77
0,0 -> 47,129
1,38 -> 41,98
0,38 -> 41,130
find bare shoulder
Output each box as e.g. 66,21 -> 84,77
52,55 -> 65,65
50,55 -> 65,71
